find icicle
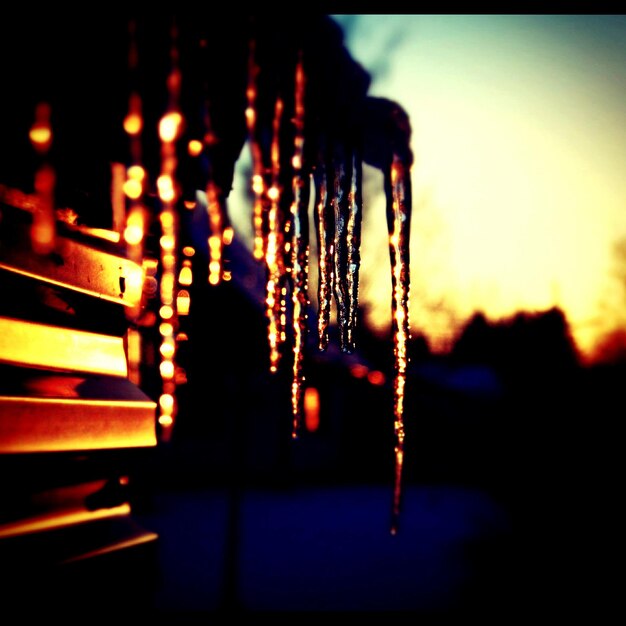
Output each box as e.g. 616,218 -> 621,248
245,40 -> 267,261
290,56 -> 310,438
156,23 -> 184,441
345,149 -> 363,353
246,39 -> 290,374
314,161 -> 333,351
122,160 -> 148,329
197,48 -> 230,287
206,179 -> 227,286
386,153 -> 412,536
290,171 -> 310,436
317,142 -> 361,355
264,97 -> 286,373
330,144 -> 351,353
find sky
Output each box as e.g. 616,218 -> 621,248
326,14 -> 626,361
228,15 -> 626,362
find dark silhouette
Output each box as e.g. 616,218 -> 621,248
0,11 -> 412,228
451,307 -> 580,385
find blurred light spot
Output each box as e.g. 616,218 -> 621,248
159,322 -> 174,336
187,139 -> 203,156
350,363 -> 369,379
128,165 -> 145,181
177,290 -> 191,315
304,387 -> 320,432
34,165 -> 55,194
31,220 -> 54,250
159,393 -> 175,411
252,174 -> 264,194
123,112 -> 142,136
157,175 -> 175,203
174,367 -> 188,385
124,223 -> 143,245
158,414 -> 174,427
160,210 -> 174,229
160,360 -> 175,379
125,268 -> 143,292
179,261 -> 193,286
123,179 -> 142,200
209,235 -> 221,251
160,271 -> 175,297
160,339 -> 175,359
368,370 -> 386,386
159,305 -> 174,320
223,226 -> 234,245
159,111 -> 183,143
253,239 -> 264,259
160,234 -> 175,251
29,126 -> 52,150
29,102 -> 52,153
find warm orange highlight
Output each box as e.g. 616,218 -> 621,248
303,387 -> 321,432
367,370 -> 386,386
179,261 -> 193,286
159,111 -> 183,143
188,139 -> 203,156
176,289 -> 191,315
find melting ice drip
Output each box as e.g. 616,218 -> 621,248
289,56 -> 310,436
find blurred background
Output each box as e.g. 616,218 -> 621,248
142,14 -> 622,616
0,13 -> 622,618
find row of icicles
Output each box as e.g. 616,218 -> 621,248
25,29 -> 413,534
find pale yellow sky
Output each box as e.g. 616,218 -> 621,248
332,14 -> 626,359
229,15 -> 626,362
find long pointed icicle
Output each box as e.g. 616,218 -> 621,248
264,97 -> 286,373
345,148 -> 363,353
331,144 -> 351,353
386,153 -> 412,536
314,161 -> 333,351
245,40 -> 268,261
156,22 -> 184,442
199,46 -> 231,287
290,172 -> 310,436
205,179 -> 229,286
290,56 -> 310,437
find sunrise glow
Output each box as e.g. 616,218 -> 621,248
329,14 -> 626,362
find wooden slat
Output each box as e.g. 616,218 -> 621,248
0,371 -> 157,453
0,200 -> 144,308
0,316 -> 128,377
0,512 -> 158,567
